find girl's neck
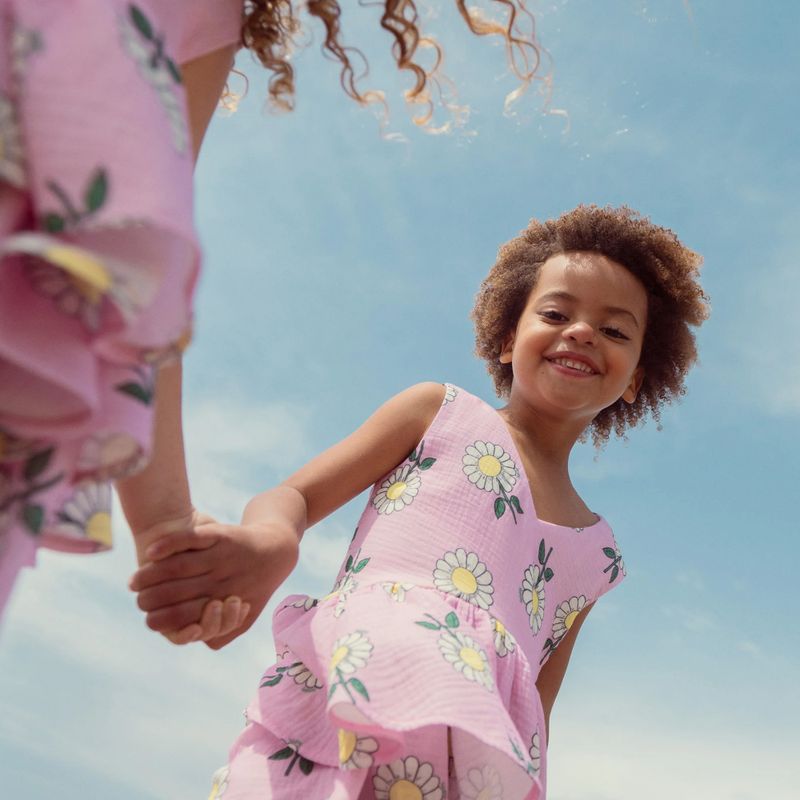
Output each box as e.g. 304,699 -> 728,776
498,393 -> 588,471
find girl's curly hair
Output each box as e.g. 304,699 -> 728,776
240,1 -> 546,127
471,205 -> 710,444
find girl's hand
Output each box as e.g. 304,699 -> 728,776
129,515 -> 301,649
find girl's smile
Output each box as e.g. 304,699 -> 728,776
500,251 -> 648,428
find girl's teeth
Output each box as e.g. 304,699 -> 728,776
553,358 -> 593,374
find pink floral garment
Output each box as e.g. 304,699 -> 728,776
0,0 -> 242,615
214,385 -> 627,800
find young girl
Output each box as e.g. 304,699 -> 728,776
0,0 -> 545,628
130,205 -> 708,797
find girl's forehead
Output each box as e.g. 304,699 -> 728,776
533,252 -> 648,306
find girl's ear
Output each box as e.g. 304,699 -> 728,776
499,333 -> 515,364
621,366 -> 645,404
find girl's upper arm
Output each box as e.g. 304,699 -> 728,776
180,44 -> 239,162
284,382 -> 446,527
536,600 -> 595,728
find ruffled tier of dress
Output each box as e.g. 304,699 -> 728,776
0,0 -> 200,597
225,583 -> 546,799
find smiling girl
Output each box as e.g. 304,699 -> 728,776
131,204 -> 708,798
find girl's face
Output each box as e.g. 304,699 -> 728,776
500,251 -> 648,425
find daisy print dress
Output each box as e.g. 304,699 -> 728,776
0,0 -> 242,614
219,386 -> 627,799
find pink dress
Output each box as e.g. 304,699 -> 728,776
0,0 -> 243,615
213,385 -> 627,800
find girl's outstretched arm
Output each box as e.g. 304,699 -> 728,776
535,601 -> 595,744
130,382 -> 446,649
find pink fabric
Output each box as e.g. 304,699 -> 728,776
218,385 -> 627,799
0,0 -> 243,618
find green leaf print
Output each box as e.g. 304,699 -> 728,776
415,621 -> 440,631
354,558 -> 370,573
419,457 -> 436,470
610,565 -> 619,582
538,539 -> 546,564
84,169 -> 108,213
444,611 -> 460,629
543,567 -> 554,582
510,495 -> 524,515
260,674 -> 283,688
42,213 -> 66,233
115,381 -> 153,405
409,447 -> 417,461
349,677 -> 370,701
23,447 -> 53,482
129,5 -> 154,40
268,746 -> 294,761
298,757 -> 314,776
494,497 -> 506,519
602,547 -> 616,558
345,554 -> 354,572
165,57 -> 182,84
22,504 -> 44,534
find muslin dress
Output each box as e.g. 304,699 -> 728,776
212,385 -> 627,800
0,0 -> 243,615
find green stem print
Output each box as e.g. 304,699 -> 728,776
41,167 -> 108,233
494,483 -> 524,523
408,440 -> 437,472
602,546 -> 624,584
260,662 -> 300,689
415,611 -> 461,633
128,5 -> 182,83
115,365 -> 156,406
327,668 -> 370,704
0,447 -> 64,534
268,740 -> 315,777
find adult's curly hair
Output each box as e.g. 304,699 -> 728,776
471,205 -> 709,444
240,1 -> 545,127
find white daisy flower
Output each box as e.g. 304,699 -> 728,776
520,564 -> 546,634
462,441 -> 518,495
438,631 -> 494,690
0,94 -> 26,187
289,596 -> 318,611
552,595 -> 587,641
208,765 -> 229,798
77,432 -> 145,481
459,764 -> 504,800
616,546 -> 627,577
433,548 -> 494,610
491,616 -> 517,658
338,729 -> 379,770
372,464 -> 422,514
287,661 -> 323,691
381,581 -> 415,602
373,755 -> 445,800
529,731 -> 541,776
329,631 -> 373,677
443,383 -> 458,404
322,573 -> 356,617
52,482 -> 112,548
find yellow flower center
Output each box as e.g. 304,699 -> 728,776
477,454 -> 502,477
452,566 -> 478,595
565,609 -> 580,629
208,782 -> 222,800
386,481 -> 407,501
529,590 -> 539,617
389,779 -> 423,800
494,618 -> 506,636
86,511 -> 112,547
44,245 -> 112,303
459,646 -> 485,672
338,729 -> 357,764
330,645 -> 349,671
390,583 -> 401,594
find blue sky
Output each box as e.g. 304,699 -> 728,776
1,1 -> 798,797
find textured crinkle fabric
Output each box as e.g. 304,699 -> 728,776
0,0 -> 242,615
217,385 -> 627,799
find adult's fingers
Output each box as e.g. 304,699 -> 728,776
144,528 -> 220,562
136,574 -> 229,612
130,548 -> 216,592
145,597 -> 210,633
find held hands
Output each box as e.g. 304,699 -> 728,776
129,511 -> 300,649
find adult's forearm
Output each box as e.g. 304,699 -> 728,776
116,359 -> 192,535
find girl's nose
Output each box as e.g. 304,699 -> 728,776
563,320 -> 596,345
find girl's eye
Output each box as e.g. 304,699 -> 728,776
539,310 -> 566,322
602,326 -> 629,340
